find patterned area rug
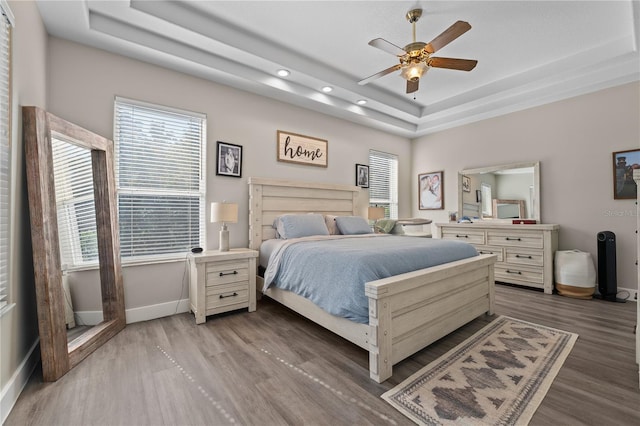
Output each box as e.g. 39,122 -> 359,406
382,316 -> 578,425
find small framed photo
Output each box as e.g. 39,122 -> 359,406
613,149 -> 640,199
216,141 -> 242,178
356,164 -> 369,188
462,175 -> 471,192
419,171 -> 444,210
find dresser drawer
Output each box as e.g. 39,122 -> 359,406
441,229 -> 485,245
495,264 -> 543,286
487,230 -> 543,249
475,245 -> 504,262
205,282 -> 249,312
205,259 -> 249,287
504,248 -> 543,267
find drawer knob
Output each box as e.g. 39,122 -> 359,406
219,292 -> 238,299
505,237 -> 521,241
515,254 -> 533,259
506,270 -> 522,275
219,271 -> 239,277
456,234 -> 469,238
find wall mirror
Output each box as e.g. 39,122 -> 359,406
458,161 -> 540,222
23,106 -> 125,381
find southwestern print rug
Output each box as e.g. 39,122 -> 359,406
382,316 -> 578,425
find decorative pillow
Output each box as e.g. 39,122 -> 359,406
324,215 -> 340,235
335,216 -> 372,235
273,214 -> 329,239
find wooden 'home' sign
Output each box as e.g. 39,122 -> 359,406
277,130 -> 328,168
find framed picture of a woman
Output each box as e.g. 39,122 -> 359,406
216,141 -> 242,178
418,171 -> 444,210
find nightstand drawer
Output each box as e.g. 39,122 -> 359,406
206,282 -> 249,312
205,259 -> 249,287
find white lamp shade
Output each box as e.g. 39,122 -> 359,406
368,206 -> 385,220
210,202 -> 238,223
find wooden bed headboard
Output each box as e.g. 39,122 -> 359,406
248,177 -> 361,250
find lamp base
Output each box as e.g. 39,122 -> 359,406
219,226 -> 229,252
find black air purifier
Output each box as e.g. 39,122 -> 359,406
596,231 -> 625,302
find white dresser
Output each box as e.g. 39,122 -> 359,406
436,222 -> 559,294
634,169 -> 640,386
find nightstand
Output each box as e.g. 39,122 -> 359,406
188,248 -> 258,324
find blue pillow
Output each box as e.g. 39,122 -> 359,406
335,216 -> 372,235
273,214 -> 329,239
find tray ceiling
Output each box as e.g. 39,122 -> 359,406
36,1 -> 640,137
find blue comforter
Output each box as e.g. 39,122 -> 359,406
263,235 -> 478,324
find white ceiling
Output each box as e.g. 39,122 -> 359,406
36,0 -> 640,138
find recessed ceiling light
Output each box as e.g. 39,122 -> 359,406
356,99 -> 367,105
321,86 -> 333,93
277,69 -> 290,77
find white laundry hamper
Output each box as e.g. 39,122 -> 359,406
554,250 -> 596,299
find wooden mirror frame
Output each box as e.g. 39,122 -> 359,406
458,161 -> 540,222
23,106 -> 125,381
492,199 -> 526,219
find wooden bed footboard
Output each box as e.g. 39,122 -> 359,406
365,254 -> 496,382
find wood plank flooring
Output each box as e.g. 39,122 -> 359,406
6,284 -> 640,425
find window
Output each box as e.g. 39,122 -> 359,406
114,98 -> 206,261
368,150 -> 398,219
481,183 -> 492,217
0,2 -> 13,311
52,136 -> 99,269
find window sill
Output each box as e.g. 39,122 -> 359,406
64,253 -> 191,273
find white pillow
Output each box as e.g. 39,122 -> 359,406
273,214 -> 329,239
324,215 -> 340,235
335,216 -> 372,235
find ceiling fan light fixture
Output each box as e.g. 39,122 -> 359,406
276,69 -> 290,77
401,62 -> 428,81
321,86 -> 333,93
356,99 -> 367,105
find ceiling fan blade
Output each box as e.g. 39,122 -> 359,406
429,57 -> 478,71
358,64 -> 402,85
424,21 -> 472,54
406,79 -> 419,94
368,38 -> 407,56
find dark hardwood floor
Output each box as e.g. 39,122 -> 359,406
6,284 -> 640,425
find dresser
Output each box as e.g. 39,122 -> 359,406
436,222 -> 559,294
634,169 -> 640,386
188,248 -> 258,324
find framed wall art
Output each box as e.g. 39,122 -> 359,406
613,148 -> 640,199
216,141 -> 243,178
419,171 -> 444,210
277,130 -> 328,167
356,164 -> 369,188
462,175 -> 471,192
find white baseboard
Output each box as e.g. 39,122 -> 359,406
74,298 -> 191,326
1,338 -> 40,424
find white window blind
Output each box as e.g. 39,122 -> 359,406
0,2 -> 13,310
368,150 -> 398,219
114,98 -> 205,260
52,136 -> 98,269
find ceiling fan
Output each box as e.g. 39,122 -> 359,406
358,8 -> 478,94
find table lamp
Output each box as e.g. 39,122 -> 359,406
210,202 -> 238,252
368,206 -> 385,230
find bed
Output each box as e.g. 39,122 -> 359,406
248,177 -> 496,383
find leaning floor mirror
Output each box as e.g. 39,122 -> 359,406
23,106 -> 125,381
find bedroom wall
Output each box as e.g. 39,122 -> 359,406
0,0 -> 46,421
46,37 -> 411,315
412,81 -> 640,292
